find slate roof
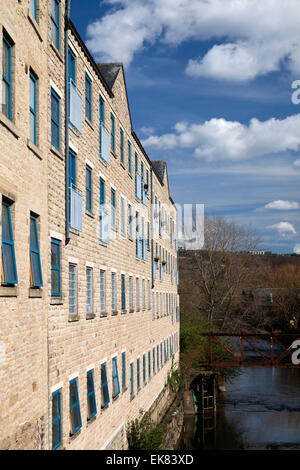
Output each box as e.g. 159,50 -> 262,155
97,63 -> 122,90
152,161 -> 166,184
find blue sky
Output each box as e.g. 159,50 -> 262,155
71,0 -> 300,253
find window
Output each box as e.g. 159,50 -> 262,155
87,370 -> 97,419
86,165 -> 92,212
112,357 -> 120,398
157,345 -> 159,370
130,362 -> 134,396
99,178 -> 105,242
137,358 -> 140,391
152,292 -> 155,319
52,389 -> 61,450
142,279 -> 145,310
51,88 -> 60,150
143,354 -> 146,384
111,271 -> 116,312
120,196 -> 125,236
51,0 -> 60,50
2,32 -> 13,120
69,263 -> 77,315
30,214 -> 43,287
148,351 -> 151,379
100,269 -> 106,313
135,211 -> 139,258
153,348 -> 155,375
129,276 -> 133,310
122,351 -> 126,389
121,274 -> 126,310
110,114 -> 115,152
147,222 -> 150,251
69,378 -> 82,435
120,129 -> 124,163
86,267 -> 93,314
68,47 -> 76,84
30,0 -> 38,21
128,204 -> 132,239
1,200 -> 17,285
85,74 -> 92,121
147,280 -> 150,310
136,277 -> 139,310
111,188 -> 116,229
128,141 -> 131,173
101,363 -> 110,408
51,238 -> 60,296
99,95 -> 104,157
29,70 -> 38,145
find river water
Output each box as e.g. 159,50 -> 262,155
182,340 -> 300,450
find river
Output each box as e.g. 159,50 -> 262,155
182,340 -> 300,450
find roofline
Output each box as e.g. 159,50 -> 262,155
68,19 -> 114,99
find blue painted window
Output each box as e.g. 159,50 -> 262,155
29,70 -> 37,145
51,238 -> 60,297
128,141 -> 131,173
99,95 -> 104,157
120,129 -> 124,163
86,165 -> 92,212
85,74 -> 92,121
137,358 -> 140,391
135,211 -> 139,257
110,114 -> 115,152
30,214 -> 43,287
52,389 -> 61,450
30,0 -> 38,21
147,222 -> 150,251
101,363 -> 110,408
51,0 -> 60,50
2,32 -> 13,120
130,362 -> 134,396
148,351 -> 151,379
122,351 -> 126,389
153,348 -> 155,374
69,378 -> 82,435
121,274 -> 126,310
68,47 -> 76,84
68,149 -> 76,223
120,196 -> 125,236
143,354 -> 146,384
100,178 -> 105,242
111,188 -> 116,229
51,88 -> 60,150
87,370 -> 97,419
112,357 -> 120,398
1,200 -> 17,285
160,343 -> 163,365
157,345 -> 159,370
134,152 -> 138,197
128,204 -> 132,238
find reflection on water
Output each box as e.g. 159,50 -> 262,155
183,367 -> 300,450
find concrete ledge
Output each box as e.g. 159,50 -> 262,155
50,41 -> 64,63
86,312 -> 96,320
0,113 -> 20,139
29,287 -> 43,298
50,297 -> 64,305
0,286 -> 18,297
50,146 -> 64,160
27,139 -> 43,160
27,10 -> 43,42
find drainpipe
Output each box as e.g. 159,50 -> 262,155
151,167 -> 154,288
65,0 -> 71,245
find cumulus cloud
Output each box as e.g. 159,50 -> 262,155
293,159 -> 300,167
267,221 -> 297,236
86,0 -> 300,80
142,114 -> 300,161
294,244 -> 300,254
264,200 -> 299,210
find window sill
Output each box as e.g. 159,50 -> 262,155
50,297 -> 64,305
29,287 -> 43,298
85,210 -> 94,219
86,312 -> 96,320
110,150 -> 117,159
87,415 -> 97,426
69,227 -> 80,236
27,139 -> 43,160
50,146 -> 64,160
69,428 -> 81,442
121,309 -> 127,315
120,162 -> 126,170
69,124 -> 80,138
0,112 -> 20,139
50,42 -> 64,63
100,312 -> 108,318
99,241 -> 108,247
111,310 -> 118,316
129,309 -> 134,313
0,285 -> 18,297
27,10 -> 43,42
112,394 -> 120,402
128,172 -> 133,179
68,314 -> 80,322
130,394 -> 135,401
85,118 -> 94,131
99,157 -> 108,168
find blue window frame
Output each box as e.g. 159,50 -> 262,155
148,351 -> 151,379
128,141 -> 131,173
137,358 -> 140,391
122,351 -> 126,389
135,152 -> 138,197
153,348 -> 155,374
87,370 -> 97,419
143,354 -> 146,384
51,88 -> 60,150
130,362 -> 134,396
30,214 -> 43,287
157,345 -> 159,370
111,188 -> 116,229
51,0 -> 60,50
101,363 -> 110,408
85,74 -> 92,121
52,389 -> 61,450
86,165 -> 92,212
69,378 -> 82,435
121,274 -> 126,310
135,211 -> 139,257
112,357 -> 120,398
69,149 -> 76,189
110,114 -> 115,152
160,343 -> 163,365
29,70 -> 38,145
120,128 -> 124,163
1,200 -> 17,285
68,47 -> 76,84
51,238 -> 60,296
128,204 -> 132,239
99,95 -> 104,156
2,32 -> 13,120
100,178 -> 105,241
30,0 -> 38,21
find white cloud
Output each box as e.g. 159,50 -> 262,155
264,200 -> 299,210
267,221 -> 297,236
294,244 -> 300,254
85,0 -> 300,80
140,126 -> 155,136
293,159 -> 300,167
142,114 -> 300,161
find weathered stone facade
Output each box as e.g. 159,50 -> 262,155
0,0 -> 179,450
